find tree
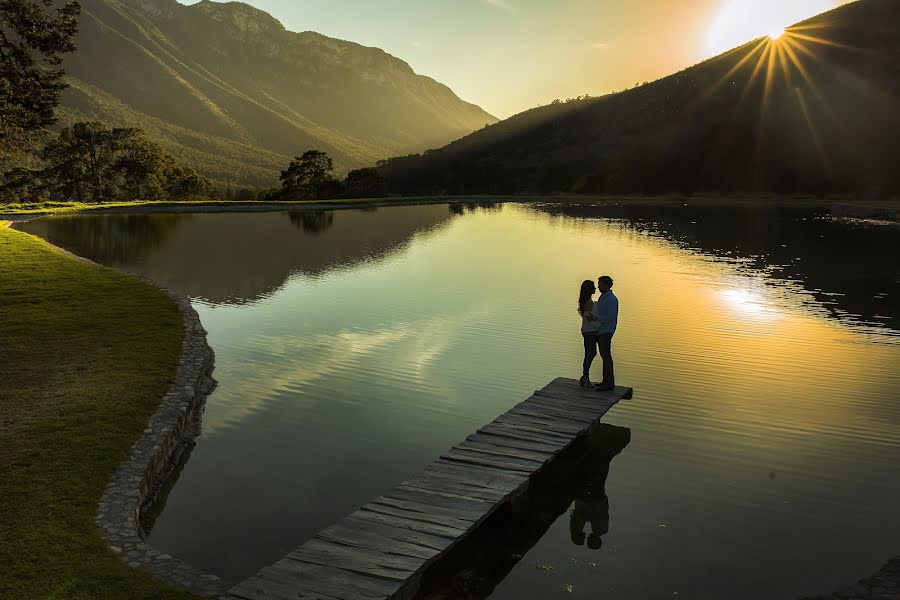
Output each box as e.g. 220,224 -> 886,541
279,150 -> 336,200
42,122 -> 128,201
116,135 -> 169,200
0,166 -> 47,203
344,167 -> 385,198
37,121 -> 211,202
0,0 -> 81,167
166,164 -> 211,200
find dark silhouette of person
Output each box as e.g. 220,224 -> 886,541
578,279 -> 603,388
592,275 -> 619,391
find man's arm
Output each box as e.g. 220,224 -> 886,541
594,297 -> 609,326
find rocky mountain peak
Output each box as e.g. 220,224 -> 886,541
190,0 -> 287,36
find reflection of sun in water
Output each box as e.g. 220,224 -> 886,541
719,288 -> 782,322
707,0 -> 839,56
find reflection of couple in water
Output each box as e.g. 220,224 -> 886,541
578,275 -> 619,391
569,424 -> 630,551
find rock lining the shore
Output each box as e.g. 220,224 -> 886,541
94,285 -> 229,597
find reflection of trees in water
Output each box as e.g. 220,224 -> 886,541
535,203 -> 900,331
418,424 -> 631,600
287,210 -> 335,235
449,202 -> 501,215
20,214 -> 186,265
38,207 -> 455,306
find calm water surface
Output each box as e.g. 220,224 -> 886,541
18,203 -> 900,599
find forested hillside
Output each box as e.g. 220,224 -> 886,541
379,0 -> 900,198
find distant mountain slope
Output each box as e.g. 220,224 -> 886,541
58,0 -> 497,189
379,0 -> 900,197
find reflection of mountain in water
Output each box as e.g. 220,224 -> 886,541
535,203 -> 900,331
419,424 -> 631,600
20,206 -> 455,305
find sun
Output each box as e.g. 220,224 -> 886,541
708,0 -> 838,56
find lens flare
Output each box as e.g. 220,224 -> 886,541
708,0 -> 837,56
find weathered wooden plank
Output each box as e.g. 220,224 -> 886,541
494,412 -> 584,435
537,380 -> 612,398
527,395 -> 616,418
425,460 -> 529,488
384,485 -> 495,515
237,562 -> 397,600
227,577 -> 302,600
397,479 -> 509,504
439,450 -> 537,475
479,420 -> 574,442
340,515 -> 454,553
536,382 -> 632,403
368,495 -> 486,524
466,431 -> 562,456
262,559 -> 401,599
518,396 -> 609,419
288,538 -> 419,581
532,390 -> 618,410
476,422 -> 572,447
358,502 -> 473,533
502,405 -> 590,427
348,507 -> 466,539
457,439 -> 554,464
508,405 -> 596,425
442,447 -> 542,474
315,522 -> 443,560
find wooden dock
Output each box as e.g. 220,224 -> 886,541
222,378 -> 633,600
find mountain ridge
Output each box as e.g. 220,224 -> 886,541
57,0 -> 497,190
378,0 -> 900,198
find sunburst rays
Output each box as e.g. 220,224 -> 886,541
698,22 -> 860,185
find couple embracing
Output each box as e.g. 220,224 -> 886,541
578,276 -> 618,391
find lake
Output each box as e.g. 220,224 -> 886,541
17,201 -> 900,599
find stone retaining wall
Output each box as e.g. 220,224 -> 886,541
94,286 -> 230,597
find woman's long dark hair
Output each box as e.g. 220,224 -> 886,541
578,280 -> 595,315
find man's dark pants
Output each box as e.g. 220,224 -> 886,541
598,332 -> 615,387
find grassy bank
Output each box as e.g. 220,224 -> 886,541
0,224 -> 196,600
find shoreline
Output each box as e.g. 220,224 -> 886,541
2,221 -> 226,596
2,195 -> 898,222
94,283 -> 228,597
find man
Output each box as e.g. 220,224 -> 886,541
592,275 -> 618,391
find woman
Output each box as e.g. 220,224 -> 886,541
578,279 -> 601,388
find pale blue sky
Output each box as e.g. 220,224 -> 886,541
182,0 -> 851,118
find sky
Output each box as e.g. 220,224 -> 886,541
183,0 -> 854,119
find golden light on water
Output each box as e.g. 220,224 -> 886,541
719,288 -> 781,320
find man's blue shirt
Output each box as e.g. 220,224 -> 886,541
592,290 -> 619,335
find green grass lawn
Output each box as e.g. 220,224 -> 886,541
0,224 -> 198,600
